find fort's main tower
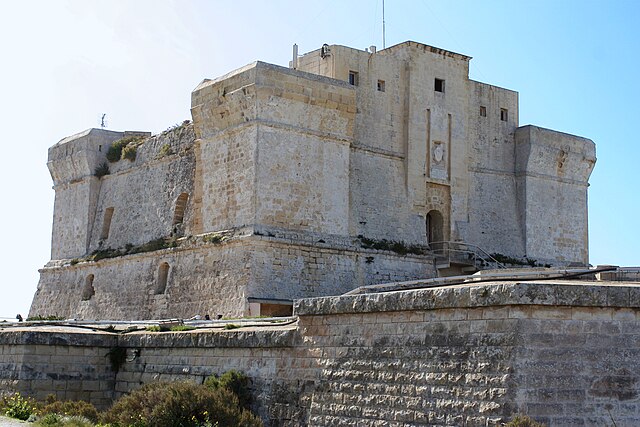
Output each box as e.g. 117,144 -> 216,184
31,42 -> 595,320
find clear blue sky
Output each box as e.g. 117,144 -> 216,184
1,0 -> 638,319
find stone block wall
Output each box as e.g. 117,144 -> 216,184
0,329 -> 116,408
11,281 -> 640,426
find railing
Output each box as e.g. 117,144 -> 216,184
428,241 -> 506,270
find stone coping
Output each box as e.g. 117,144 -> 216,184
0,326 -> 299,349
293,280 -> 640,316
0,328 -> 118,347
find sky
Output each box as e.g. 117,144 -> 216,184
0,0 -> 638,319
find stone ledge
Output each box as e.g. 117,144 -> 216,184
0,329 -> 118,347
0,327 -> 299,349
293,281 -> 640,316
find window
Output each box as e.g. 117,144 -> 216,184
500,108 -> 508,122
100,207 -> 114,240
348,71 -> 359,86
377,80 -> 385,92
172,193 -> 189,225
81,274 -> 95,301
155,262 -> 170,295
480,106 -> 487,117
434,78 -> 445,93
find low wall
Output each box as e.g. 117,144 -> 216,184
3,280 -> 640,426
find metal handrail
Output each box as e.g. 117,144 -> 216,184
429,241 -> 506,269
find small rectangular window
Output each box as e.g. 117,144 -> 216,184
377,79 -> 385,92
434,78 -> 445,93
500,108 -> 508,122
480,106 -> 486,117
348,71 -> 359,86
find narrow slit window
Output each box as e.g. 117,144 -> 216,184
480,106 -> 487,117
100,207 -> 114,240
172,193 -> 189,225
500,108 -> 508,121
155,262 -> 170,295
81,274 -> 95,301
348,71 -> 359,86
434,78 -> 445,93
377,80 -> 385,92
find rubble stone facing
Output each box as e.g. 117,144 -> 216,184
5,281 -> 640,426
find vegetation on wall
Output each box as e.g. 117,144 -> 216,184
106,135 -> 145,163
490,253 -> 552,268
157,143 -> 173,158
505,414 -> 546,427
68,237 -> 179,265
358,236 -> 427,256
66,232 -> 233,266
105,346 -> 127,373
162,119 -> 192,135
26,315 -> 66,321
93,162 -> 110,178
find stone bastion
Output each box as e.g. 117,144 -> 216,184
2,279 -> 640,426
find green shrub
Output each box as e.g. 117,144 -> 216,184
121,144 -> 137,161
170,325 -> 195,332
203,233 -> 224,244
35,413 -> 95,427
100,381 -> 262,427
158,143 -> 173,158
204,370 -> 253,409
106,347 -> 127,373
2,392 -> 38,421
145,325 -> 161,332
505,414 -> 546,427
358,236 -> 425,256
94,162 -> 110,178
39,399 -> 98,423
26,315 -> 65,321
106,135 -> 144,162
224,323 -> 241,330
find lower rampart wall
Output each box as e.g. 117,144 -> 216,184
5,281 -> 640,426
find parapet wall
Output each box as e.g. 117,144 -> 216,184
8,281 -> 640,426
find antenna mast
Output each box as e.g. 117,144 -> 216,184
382,0 -> 386,49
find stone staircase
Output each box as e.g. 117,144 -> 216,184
429,241 -> 505,277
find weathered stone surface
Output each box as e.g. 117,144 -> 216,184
33,41 -> 594,321
7,281 -> 640,426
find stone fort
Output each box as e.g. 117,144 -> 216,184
9,41 -> 640,427
30,41 -> 596,320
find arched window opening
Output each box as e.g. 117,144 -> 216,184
81,274 -> 95,301
100,207 -> 114,240
426,210 -> 444,245
155,262 -> 170,295
172,193 -> 189,225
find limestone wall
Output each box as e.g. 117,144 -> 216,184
466,81 -> 522,256
515,126 -> 596,265
0,329 -> 116,407
32,239 -> 253,320
11,281 -> 640,426
32,232 -> 435,320
88,125 -> 196,252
